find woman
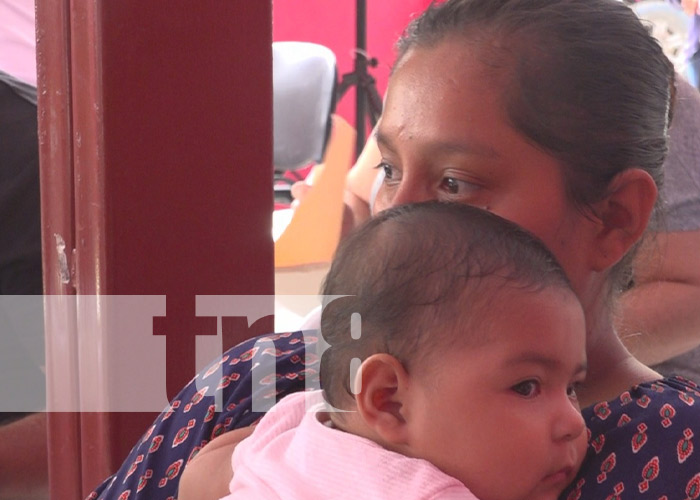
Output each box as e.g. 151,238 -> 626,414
91,1 -> 700,499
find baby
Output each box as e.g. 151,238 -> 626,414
226,202 -> 588,500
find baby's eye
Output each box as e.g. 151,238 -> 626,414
567,383 -> 581,401
512,380 -> 541,398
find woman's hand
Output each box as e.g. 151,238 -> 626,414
289,180 -> 367,240
289,130 -> 381,239
177,425 -> 256,500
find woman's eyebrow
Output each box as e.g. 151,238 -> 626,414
430,140 -> 500,158
375,129 -> 500,159
374,129 -> 396,154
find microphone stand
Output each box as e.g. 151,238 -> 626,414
336,0 -> 383,158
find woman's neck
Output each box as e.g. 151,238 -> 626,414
578,296 -> 661,408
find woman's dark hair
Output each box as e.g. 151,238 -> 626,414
395,0 -> 675,291
319,201 -> 573,409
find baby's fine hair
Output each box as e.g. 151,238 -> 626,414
319,201 -> 573,408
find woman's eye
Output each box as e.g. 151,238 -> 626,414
439,176 -> 479,196
377,162 -> 395,180
512,380 -> 541,398
441,177 -> 460,194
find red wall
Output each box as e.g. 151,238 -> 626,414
38,0 -> 274,496
273,0 -> 431,126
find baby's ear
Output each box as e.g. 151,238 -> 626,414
354,353 -> 411,446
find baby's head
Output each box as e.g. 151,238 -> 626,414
320,201 -> 588,500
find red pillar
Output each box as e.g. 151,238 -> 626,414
37,1 -> 273,497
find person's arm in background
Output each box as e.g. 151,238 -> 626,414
618,76 -> 700,369
343,131 -> 382,227
679,0 -> 699,15
291,128 -> 381,237
618,231 -> 700,365
0,413 -> 48,500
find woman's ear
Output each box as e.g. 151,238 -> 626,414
589,168 -> 658,271
353,353 -> 411,447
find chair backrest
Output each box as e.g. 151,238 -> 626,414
273,41 -> 337,170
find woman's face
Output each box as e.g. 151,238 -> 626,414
374,39 -> 600,298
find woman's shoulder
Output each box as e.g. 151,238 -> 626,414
561,377 -> 700,499
583,376 -> 700,425
582,376 -> 700,445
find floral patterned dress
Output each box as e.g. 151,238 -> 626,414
561,377 -> 700,499
88,330 -> 700,500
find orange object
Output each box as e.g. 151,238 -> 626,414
274,114 -> 355,267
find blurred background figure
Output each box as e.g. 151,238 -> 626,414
0,1 -> 49,498
0,0 -> 36,86
665,0 -> 700,87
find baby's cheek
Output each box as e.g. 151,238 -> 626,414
575,428 -> 592,468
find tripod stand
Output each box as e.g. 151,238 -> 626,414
336,0 -> 383,158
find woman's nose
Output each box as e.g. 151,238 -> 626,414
388,178 -> 434,208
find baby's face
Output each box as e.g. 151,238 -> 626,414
406,287 -> 588,500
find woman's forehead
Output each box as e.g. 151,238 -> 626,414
393,38 -> 502,90
395,33 -> 514,84
380,42 -> 512,153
